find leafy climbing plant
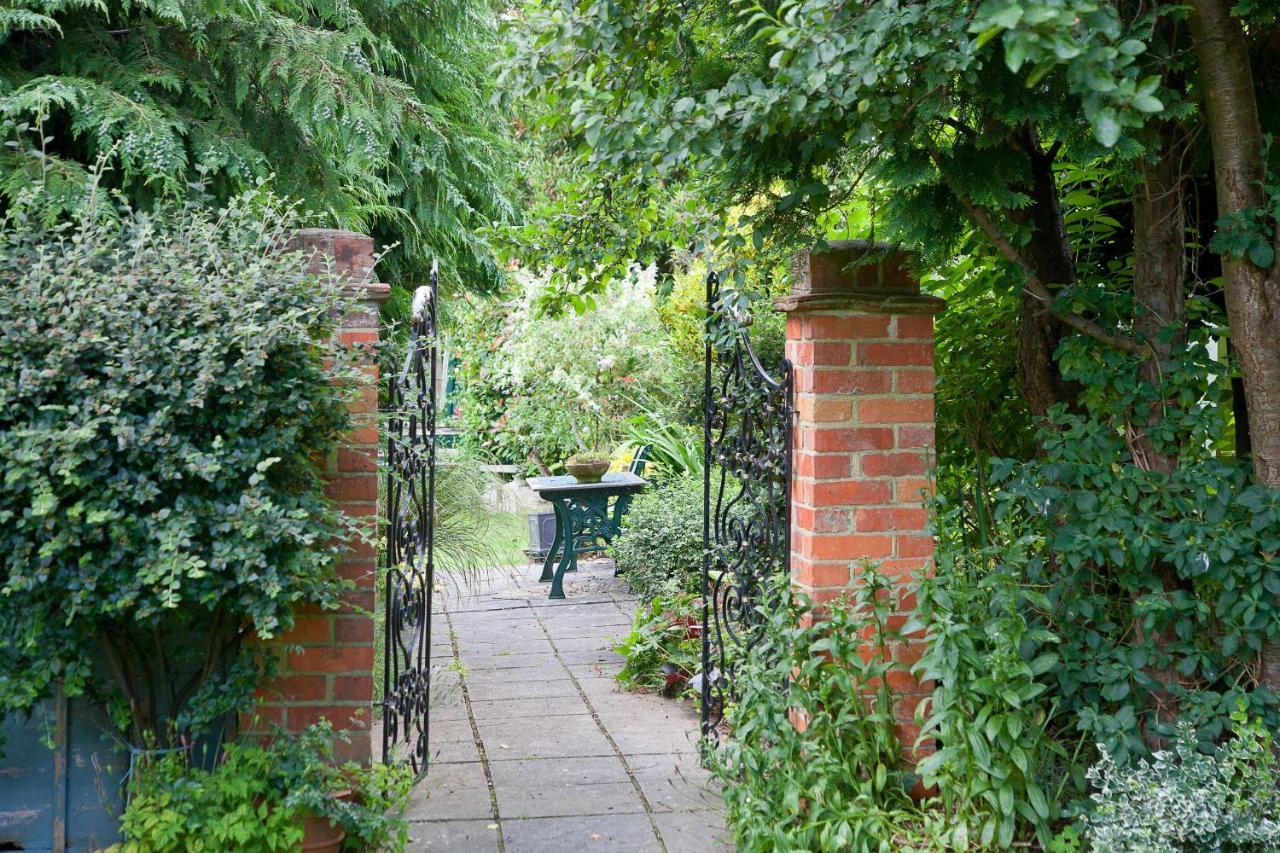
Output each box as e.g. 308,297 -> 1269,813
0,187 -> 360,748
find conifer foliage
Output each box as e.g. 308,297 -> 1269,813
0,0 -> 513,291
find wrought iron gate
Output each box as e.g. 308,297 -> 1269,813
381,264 -> 439,774
700,270 -> 794,742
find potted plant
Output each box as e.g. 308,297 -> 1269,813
565,450 -> 611,483
565,415 -> 613,483
116,720 -> 413,852
274,722 -> 413,852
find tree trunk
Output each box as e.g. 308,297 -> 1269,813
1188,0 -> 1280,691
1008,127 -> 1081,417
1131,125 -> 1186,476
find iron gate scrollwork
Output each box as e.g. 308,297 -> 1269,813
381,263 -> 439,774
700,270 -> 794,743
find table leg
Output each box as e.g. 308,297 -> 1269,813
540,501 -> 565,583
549,508 -> 576,600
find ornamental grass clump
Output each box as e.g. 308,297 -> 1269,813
0,189 -> 363,749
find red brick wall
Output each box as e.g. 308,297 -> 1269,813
778,243 -> 944,759
248,230 -> 388,763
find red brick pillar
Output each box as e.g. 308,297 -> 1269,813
777,240 -> 944,752
251,230 -> 388,763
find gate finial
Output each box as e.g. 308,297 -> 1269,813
411,285 -> 433,323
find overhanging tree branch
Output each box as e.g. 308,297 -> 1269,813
955,193 -> 1151,357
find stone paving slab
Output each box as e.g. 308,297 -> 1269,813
653,812 -> 735,853
462,677 -> 580,702
408,559 -> 731,851
428,718 -> 482,765
476,714 -> 614,762
488,757 -> 642,819
407,819 -> 501,852
467,695 -> 589,720
404,762 -> 492,822
455,651 -> 563,671
502,814 -> 662,853
628,755 -> 725,814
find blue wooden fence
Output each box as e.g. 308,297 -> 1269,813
0,687 -> 124,852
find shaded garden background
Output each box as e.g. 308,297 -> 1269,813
2,0 -> 1280,849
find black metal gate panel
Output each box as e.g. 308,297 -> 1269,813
700,270 -> 794,742
381,264 -> 439,774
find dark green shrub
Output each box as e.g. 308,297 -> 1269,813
912,325 -> 1280,845
0,192 -> 360,747
609,475 -> 704,600
980,329 -> 1280,763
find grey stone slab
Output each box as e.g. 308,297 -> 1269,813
457,650 -> 562,671
405,761 -> 493,821
449,618 -> 541,635
456,634 -> 553,651
475,714 -> 613,761
457,635 -> 549,653
463,677 -> 580,702
550,635 -> 623,652
543,622 -> 634,641
538,608 -> 633,625
556,647 -> 627,667
469,695 -> 589,721
502,813 -> 661,853
653,811 -> 734,853
428,692 -> 469,723
404,560 -> 727,852
447,598 -> 530,613
575,675 -> 628,701
427,718 -> 481,764
489,757 -> 642,819
628,754 -> 723,814
527,598 -> 620,613
565,659 -> 625,680
450,606 -> 538,622
406,818 -> 501,852
600,703 -> 701,757
538,630 -> 623,645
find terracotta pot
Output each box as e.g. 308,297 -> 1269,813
566,459 -> 609,483
299,812 -> 345,852
298,788 -> 355,853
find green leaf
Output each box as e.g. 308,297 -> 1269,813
1133,95 -> 1163,113
1095,113 -> 1121,147
975,25 -> 1003,49
1005,38 -> 1028,73
1248,241 -> 1274,269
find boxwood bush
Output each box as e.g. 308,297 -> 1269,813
609,475 -> 704,601
0,191 -> 361,747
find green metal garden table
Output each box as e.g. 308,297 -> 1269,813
526,471 -> 648,599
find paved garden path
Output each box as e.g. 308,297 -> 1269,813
405,558 -> 732,852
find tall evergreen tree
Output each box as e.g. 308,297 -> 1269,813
0,0 -> 515,293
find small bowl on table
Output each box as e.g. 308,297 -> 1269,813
565,458 -> 610,483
